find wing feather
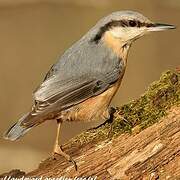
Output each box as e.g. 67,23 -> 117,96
32,68 -> 121,117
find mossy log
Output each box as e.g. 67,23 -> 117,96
1,69 -> 180,179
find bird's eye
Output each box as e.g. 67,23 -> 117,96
129,20 -> 137,27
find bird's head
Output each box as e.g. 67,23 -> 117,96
92,11 -> 175,46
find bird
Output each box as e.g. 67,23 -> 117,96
4,10 -> 175,169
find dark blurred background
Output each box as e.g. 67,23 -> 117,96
0,0 -> 179,173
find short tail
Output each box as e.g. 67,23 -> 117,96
3,113 -> 33,141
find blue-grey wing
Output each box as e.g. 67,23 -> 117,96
32,41 -> 124,117
33,67 -> 121,117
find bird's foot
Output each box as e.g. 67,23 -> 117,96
52,144 -> 77,171
108,124 -> 113,138
107,107 -> 117,138
108,113 -> 131,137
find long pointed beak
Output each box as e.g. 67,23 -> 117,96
148,23 -> 176,32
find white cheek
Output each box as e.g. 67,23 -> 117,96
110,27 -> 146,41
110,27 -> 126,38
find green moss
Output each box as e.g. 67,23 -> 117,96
72,70 -> 180,146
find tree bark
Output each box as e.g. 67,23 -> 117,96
1,69 -> 180,180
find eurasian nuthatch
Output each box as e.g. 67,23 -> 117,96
4,10 -> 175,169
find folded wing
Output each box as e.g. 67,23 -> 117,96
32,68 -> 121,119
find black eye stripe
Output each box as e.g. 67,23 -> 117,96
137,21 -> 141,27
127,20 -> 155,28
91,20 -> 155,43
101,20 -> 154,29
121,20 -> 129,27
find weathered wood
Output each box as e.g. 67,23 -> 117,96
1,69 -> 180,179
25,107 -> 179,179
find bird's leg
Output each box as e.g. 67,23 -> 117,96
52,119 -> 77,170
53,119 -> 62,155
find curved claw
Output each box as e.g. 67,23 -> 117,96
69,156 -> 78,171
53,144 -> 77,171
